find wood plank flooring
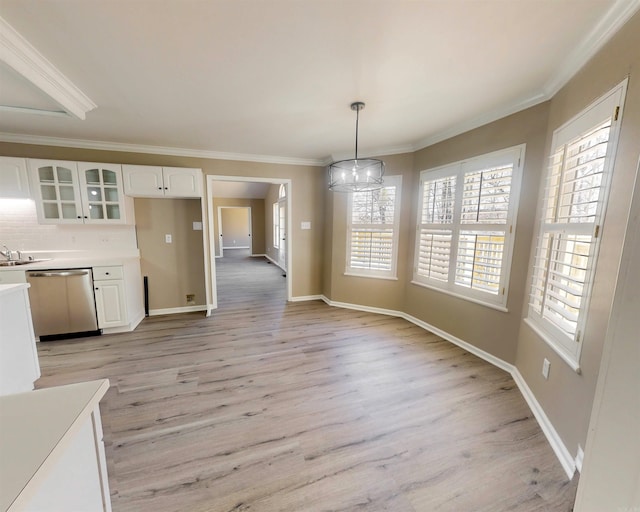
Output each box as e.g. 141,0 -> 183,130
35,252 -> 577,511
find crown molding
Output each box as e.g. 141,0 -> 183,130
0,132 -> 326,167
0,16 -> 96,120
414,0 -> 640,152
413,91 -> 548,151
543,0 -> 640,97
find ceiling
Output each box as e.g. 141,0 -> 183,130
0,0 -> 638,165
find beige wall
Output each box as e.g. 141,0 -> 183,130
514,10 -> 640,460
0,144 -> 326,299
325,152 -> 414,311
407,103 -> 550,363
134,198 -> 206,310
211,198 -> 265,256
220,207 -> 250,249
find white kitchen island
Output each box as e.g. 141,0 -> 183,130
0,379 -> 112,512
0,283 -> 40,395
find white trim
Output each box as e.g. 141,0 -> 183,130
251,253 -> 267,258
511,369 -> 577,479
0,17 -> 96,120
414,93 -> 547,151
320,295 -> 576,479
289,294 -> 323,302
523,318 -> 582,373
410,280 -> 509,313
101,310 -> 144,335
344,272 -> 399,281
207,175 -> 293,304
543,0 -> 640,97
264,253 -> 286,272
0,132 -> 324,167
148,305 -> 208,316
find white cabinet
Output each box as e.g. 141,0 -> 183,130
0,380 -> 112,512
122,164 -> 202,197
0,284 -> 40,396
28,159 -> 130,224
93,266 -> 127,329
0,157 -> 30,198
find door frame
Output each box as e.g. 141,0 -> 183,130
206,175 -> 293,310
217,206 -> 252,257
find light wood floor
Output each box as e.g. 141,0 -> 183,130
36,252 -> 577,511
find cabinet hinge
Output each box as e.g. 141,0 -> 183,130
594,225 -> 600,238
502,287 -> 505,295
576,330 -> 581,343
518,157 -> 521,167
614,106 -> 620,121
509,225 -> 513,234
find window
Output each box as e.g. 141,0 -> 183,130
413,146 -> 524,309
346,175 -> 401,279
273,202 -> 279,249
527,82 -> 626,368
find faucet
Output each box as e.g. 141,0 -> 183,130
1,244 -> 13,261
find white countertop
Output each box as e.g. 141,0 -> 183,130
0,379 -> 110,512
0,255 -> 140,272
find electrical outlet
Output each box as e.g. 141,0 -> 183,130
165,234 -> 172,244
186,294 -> 195,305
542,358 -> 551,379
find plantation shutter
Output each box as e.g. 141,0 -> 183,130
530,118 -> 613,341
416,175 -> 455,281
347,176 -> 400,276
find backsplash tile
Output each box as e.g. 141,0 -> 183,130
0,198 -> 137,251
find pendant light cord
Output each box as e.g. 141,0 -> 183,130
354,106 -> 359,161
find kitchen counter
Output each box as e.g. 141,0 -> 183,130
0,380 -> 111,512
0,256 -> 140,272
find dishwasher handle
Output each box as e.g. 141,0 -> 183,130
27,270 -> 91,278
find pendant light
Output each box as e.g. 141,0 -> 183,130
328,102 -> 385,192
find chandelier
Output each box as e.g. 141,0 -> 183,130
328,102 -> 385,192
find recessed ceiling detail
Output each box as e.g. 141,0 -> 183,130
0,16 -> 96,119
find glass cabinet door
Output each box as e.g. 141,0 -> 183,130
82,167 -> 121,220
34,163 -> 82,221
78,163 -> 126,223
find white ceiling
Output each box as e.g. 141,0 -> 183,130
0,0 -> 638,165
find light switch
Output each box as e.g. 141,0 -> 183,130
301,221 -> 311,230
542,358 -> 551,379
165,234 -> 172,244
193,221 -> 203,231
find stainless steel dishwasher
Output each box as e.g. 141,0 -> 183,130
26,269 -> 100,340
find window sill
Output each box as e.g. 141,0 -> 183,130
523,318 -> 582,374
344,272 -> 398,281
410,280 -> 508,313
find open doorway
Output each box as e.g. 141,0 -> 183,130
206,176 -> 292,311
218,206 -> 252,257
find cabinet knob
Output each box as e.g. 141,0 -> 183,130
158,187 -> 162,190
95,287 -> 99,291
105,272 -> 110,275
77,216 -> 82,219
164,187 -> 168,190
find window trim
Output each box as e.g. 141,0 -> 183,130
526,79 -> 627,369
272,202 -> 279,249
345,175 -> 402,279
412,145 -> 525,309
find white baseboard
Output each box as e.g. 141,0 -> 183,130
149,305 -> 208,316
290,294 -> 323,302
511,369 -> 576,479
264,254 -> 286,272
321,295 -> 575,480
102,309 -> 145,335
251,253 -> 266,258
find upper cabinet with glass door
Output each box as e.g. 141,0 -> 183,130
28,159 -> 129,224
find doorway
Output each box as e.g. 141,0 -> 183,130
217,206 -> 252,257
206,175 -> 292,311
